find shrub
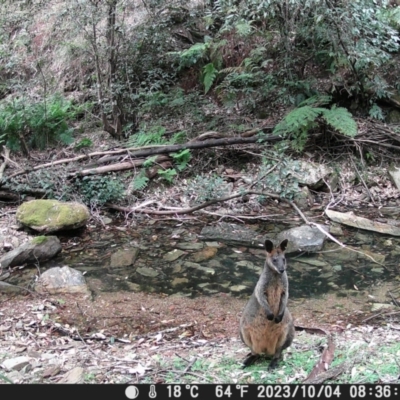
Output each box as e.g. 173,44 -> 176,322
0,95 -> 87,151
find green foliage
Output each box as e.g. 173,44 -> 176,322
274,97 -> 358,151
171,149 -> 191,171
172,42 -> 210,69
125,125 -> 189,148
74,175 -> 125,206
186,174 -> 229,203
0,95 -> 84,151
132,173 -> 150,191
256,155 -> 300,200
157,168 -> 177,183
202,63 -> 218,94
369,104 -> 385,120
321,107 -> 357,137
126,126 -> 167,147
143,156 -> 159,168
75,138 -> 93,150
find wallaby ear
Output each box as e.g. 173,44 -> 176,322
279,239 -> 288,252
265,240 -> 274,253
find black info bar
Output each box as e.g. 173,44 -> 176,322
0,384 -> 399,399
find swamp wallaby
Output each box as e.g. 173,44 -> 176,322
239,239 -> 294,369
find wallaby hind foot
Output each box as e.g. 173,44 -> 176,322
242,353 -> 260,368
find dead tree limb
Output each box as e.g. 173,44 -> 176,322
74,155 -> 170,177
5,131 -> 278,180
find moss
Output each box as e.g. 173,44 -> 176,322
16,199 -> 89,231
31,236 -> 48,245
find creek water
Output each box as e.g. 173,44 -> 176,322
14,219 -> 399,313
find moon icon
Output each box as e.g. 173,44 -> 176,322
125,385 -> 139,399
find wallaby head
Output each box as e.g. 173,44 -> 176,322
265,239 -> 288,274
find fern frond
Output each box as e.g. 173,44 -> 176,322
132,175 -> 149,191
202,63 -> 218,94
273,106 -> 321,137
126,126 -> 167,147
298,95 -> 332,108
321,106 -> 358,137
143,155 -> 158,168
234,21 -> 253,36
219,66 -> 244,75
157,168 -> 177,183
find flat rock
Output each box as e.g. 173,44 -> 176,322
35,266 -> 90,295
321,243 -> 358,262
175,242 -> 204,250
230,285 -> 247,292
136,267 -> 159,277
183,262 -> 215,275
171,277 -> 189,287
16,199 -> 90,233
0,236 -> 61,268
277,224 -> 329,253
59,366 -> 84,383
110,248 -> 139,268
2,356 -> 31,371
199,223 -> 264,248
0,281 -> 26,294
163,249 -> 186,262
295,258 -> 330,267
326,210 -> 400,236
191,247 -> 218,262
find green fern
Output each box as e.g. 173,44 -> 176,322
298,95 -> 332,107
157,168 -> 177,183
320,106 -> 358,137
171,149 -> 191,171
202,63 -> 218,94
126,126 -> 166,147
171,42 -> 209,68
170,131 -> 187,144
273,103 -> 357,151
132,174 -> 149,191
274,106 -> 320,138
143,155 -> 158,168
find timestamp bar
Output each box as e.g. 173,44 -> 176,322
0,384 -> 398,399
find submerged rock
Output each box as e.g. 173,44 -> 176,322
0,236 -> 61,268
16,200 -> 90,233
110,248 -> 139,268
191,246 -> 218,262
163,249 -> 186,262
136,267 -> 159,277
199,222 -> 264,248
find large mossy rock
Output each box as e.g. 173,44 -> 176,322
0,236 -> 62,268
16,200 -> 90,233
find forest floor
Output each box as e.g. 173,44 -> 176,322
1,274 -> 400,384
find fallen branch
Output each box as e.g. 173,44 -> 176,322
5,128 -> 277,180
72,155 -> 170,176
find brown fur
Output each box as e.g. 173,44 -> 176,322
239,239 -> 294,369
